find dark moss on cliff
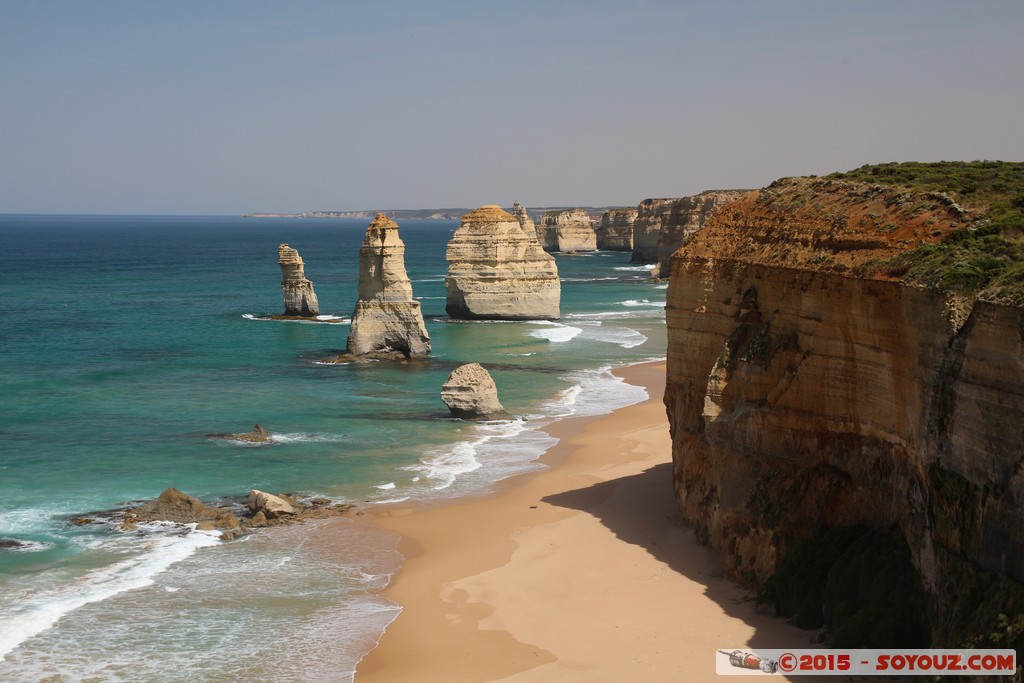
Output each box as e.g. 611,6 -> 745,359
826,161 -> 1024,304
760,526 -> 930,648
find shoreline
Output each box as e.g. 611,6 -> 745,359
355,361 -> 815,682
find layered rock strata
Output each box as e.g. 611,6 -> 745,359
631,191 -> 745,272
278,244 -> 320,317
445,205 -> 560,320
664,176 -> 1023,647
511,201 -> 541,247
541,208 -> 597,252
441,363 -> 509,419
596,208 -> 637,250
347,213 -> 431,358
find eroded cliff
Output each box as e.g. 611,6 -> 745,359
596,208 -> 637,251
630,192 -> 745,272
542,208 -> 597,253
664,171 -> 1024,649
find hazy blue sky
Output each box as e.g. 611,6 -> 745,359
1,1 -> 1022,214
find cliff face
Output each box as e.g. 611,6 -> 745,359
278,244 -> 320,317
596,208 -> 637,250
347,213 -> 430,358
446,205 -> 561,320
542,208 -> 597,253
654,191 -> 746,278
511,201 -> 541,247
631,192 -> 745,272
664,176 -> 1023,646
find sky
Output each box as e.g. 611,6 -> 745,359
1,0 -> 1022,215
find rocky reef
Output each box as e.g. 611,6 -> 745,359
664,171 -> 1024,649
631,192 -> 745,273
347,213 -> 431,358
441,363 -> 509,419
596,208 -> 637,251
445,205 -> 561,320
541,208 -> 597,253
278,244 -> 320,317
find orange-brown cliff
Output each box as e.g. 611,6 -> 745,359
664,173 -> 1024,649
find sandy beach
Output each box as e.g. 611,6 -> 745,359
356,361 -> 818,682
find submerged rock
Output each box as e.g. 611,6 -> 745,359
347,213 -> 431,358
130,487 -> 240,530
441,363 -> 509,419
209,423 -> 272,444
278,244 -> 320,317
445,205 -> 561,320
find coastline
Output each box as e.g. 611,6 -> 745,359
356,361 -> 815,682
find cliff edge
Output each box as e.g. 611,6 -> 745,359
665,162 -> 1024,651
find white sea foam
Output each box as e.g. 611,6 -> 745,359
315,314 -> 347,321
1,539 -> 54,553
242,313 -> 350,324
582,326 -> 648,348
620,299 -> 664,308
560,276 -> 618,282
653,283 -> 669,290
0,527 -> 220,659
613,264 -> 657,272
268,432 -> 346,444
375,483 -> 396,490
527,322 -> 582,343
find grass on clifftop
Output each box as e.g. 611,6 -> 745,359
825,161 -> 1024,304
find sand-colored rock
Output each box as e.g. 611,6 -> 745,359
440,363 -> 509,419
278,244 -> 320,317
631,191 -> 745,273
541,208 -> 597,253
663,175 -> 1022,648
445,205 -> 560,320
596,208 -> 637,250
347,213 -> 431,358
510,201 -> 540,247
247,489 -> 296,517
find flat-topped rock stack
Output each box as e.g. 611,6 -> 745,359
445,205 -> 561,320
278,244 -> 320,317
596,208 -> 637,250
542,208 -> 597,253
347,213 -> 431,358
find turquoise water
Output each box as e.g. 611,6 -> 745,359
0,214 -> 666,680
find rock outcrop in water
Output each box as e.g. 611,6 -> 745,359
663,172 -> 1024,649
347,213 -> 431,358
441,363 -> 508,419
278,244 -> 320,317
596,208 -> 637,250
130,487 -> 241,531
631,191 -> 745,273
445,205 -> 561,320
209,424 -> 272,444
541,208 -> 597,252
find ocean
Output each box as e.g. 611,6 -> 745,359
0,214 -> 666,681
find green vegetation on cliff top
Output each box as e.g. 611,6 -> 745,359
826,161 -> 1024,304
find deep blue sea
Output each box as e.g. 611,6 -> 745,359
0,214 -> 666,680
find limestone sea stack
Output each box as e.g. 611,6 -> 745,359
441,363 -> 508,419
596,208 -> 637,250
445,205 -> 561,320
511,201 -> 541,247
278,244 -> 320,317
347,213 -> 431,358
541,208 -> 597,252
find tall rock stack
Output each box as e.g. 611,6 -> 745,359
541,208 -> 597,253
510,201 -> 540,247
631,198 -> 677,265
596,208 -> 637,250
445,205 -> 561,320
278,244 -> 320,317
347,213 -> 431,358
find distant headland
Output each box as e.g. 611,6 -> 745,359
243,206 -> 626,222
